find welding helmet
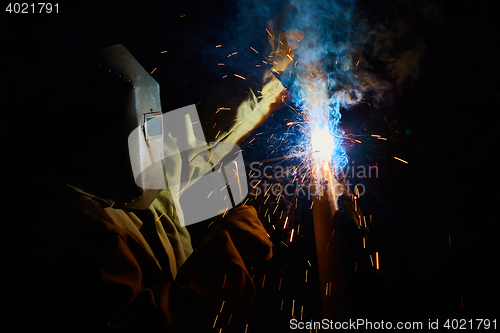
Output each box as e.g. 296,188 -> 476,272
58,44 -> 247,217
55,44 -> 164,209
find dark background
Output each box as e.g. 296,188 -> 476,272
1,0 -> 497,330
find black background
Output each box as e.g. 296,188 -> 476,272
1,0 -> 498,330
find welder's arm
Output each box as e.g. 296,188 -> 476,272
200,75 -> 286,149
84,207 -> 270,333
157,74 -> 287,229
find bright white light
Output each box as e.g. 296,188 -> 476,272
311,127 -> 335,161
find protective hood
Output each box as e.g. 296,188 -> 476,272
58,44 -> 164,209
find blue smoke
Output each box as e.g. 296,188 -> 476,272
226,0 -> 431,175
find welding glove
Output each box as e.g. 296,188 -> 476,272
265,9 -> 305,91
209,205 -> 273,266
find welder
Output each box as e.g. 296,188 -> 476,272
13,44 -> 287,332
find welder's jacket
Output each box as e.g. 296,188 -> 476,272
14,76 -> 283,332
26,187 -> 266,332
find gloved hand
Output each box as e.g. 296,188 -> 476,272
213,205 -> 273,266
265,8 -> 304,91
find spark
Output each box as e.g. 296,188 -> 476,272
279,278 -> 282,290
155,212 -> 164,222
377,137 -> 387,140
216,44 -> 222,48
218,63 -> 225,66
220,300 -> 225,312
264,195 -> 270,204
150,68 -> 157,74
290,229 -> 295,242
250,46 -> 259,54
394,156 -> 408,164
287,54 -> 294,61
207,191 -> 214,198
215,130 -> 221,139
234,74 -> 246,80
292,299 -> 295,316
284,216 -> 288,229
305,270 -> 308,282
287,121 -> 294,126
213,315 -> 218,328
223,274 -> 227,288
252,180 -> 261,189
160,50 -> 168,53
265,28 -> 272,37
262,275 -> 266,288
376,251 -> 380,270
